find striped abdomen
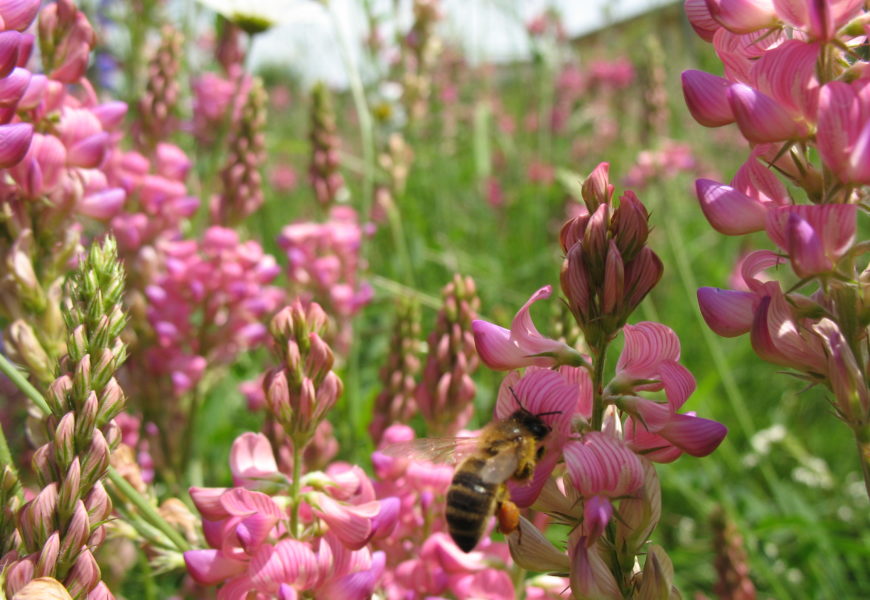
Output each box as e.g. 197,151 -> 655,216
445,457 -> 498,552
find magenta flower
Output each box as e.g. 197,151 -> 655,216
625,411 -> 729,462
765,204 -> 856,278
472,285 -> 581,371
310,493 -> 400,550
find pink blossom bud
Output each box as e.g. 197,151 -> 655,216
265,369 -> 292,424
30,444 -> 54,488
507,516 -> 571,573
57,500 -> 89,568
57,457 -> 81,520
20,483 -> 58,549
91,101 -> 127,130
79,430 -> 109,489
7,320 -> 54,384
581,162 -> 613,212
46,376 -> 73,416
63,549 -> 100,598
615,460 -> 661,555
705,0 -> 777,33
33,532 -> 60,577
305,333 -> 335,384
814,318 -> 869,425
697,287 -> 756,337
84,483 -> 111,523
611,191 -> 649,261
4,555 -> 36,597
53,413 -> 75,472
71,356 -> 93,407
559,213 -> 590,253
602,242 -> 625,316
74,392 -> 98,445
637,544 -> 674,598
0,66 -> 30,107
561,244 -> 591,323
623,247 -> 663,312
96,379 -> 125,426
568,530 -> 621,599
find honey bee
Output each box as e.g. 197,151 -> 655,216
386,401 -> 556,552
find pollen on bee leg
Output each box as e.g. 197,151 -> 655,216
497,499 -> 521,537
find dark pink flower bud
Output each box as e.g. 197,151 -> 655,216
305,333 -> 335,384
30,444 -> 54,488
602,242 -> 625,316
697,287 -> 757,337
0,30 -> 21,77
695,178 -> 768,235
581,162 -> 613,212
559,213 -> 590,253
79,429 -> 109,489
57,457 -> 81,521
47,375 -> 73,416
728,83 -> 807,143
3,555 -> 35,597
561,243 -> 591,322
623,247 -> 663,311
682,70 -> 735,127
611,191 -> 649,261
53,414 -> 76,475
73,391 -> 98,444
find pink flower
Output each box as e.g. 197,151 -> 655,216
625,411 -> 728,462
472,286 -> 581,371
311,494 -> 400,550
229,432 -> 281,489
765,204 -> 856,277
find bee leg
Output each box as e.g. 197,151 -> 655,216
496,499 -> 520,538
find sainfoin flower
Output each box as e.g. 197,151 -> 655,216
472,285 -> 582,370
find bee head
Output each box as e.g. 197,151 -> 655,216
511,408 -> 553,441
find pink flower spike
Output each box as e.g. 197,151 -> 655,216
0,122 -> 31,167
695,179 -> 768,235
706,0 -> 778,33
681,70 -> 735,127
229,432 -> 280,489
472,285 -> 580,371
728,83 -> 806,143
659,412 -> 728,457
697,287 -> 757,337
184,549 -> 248,585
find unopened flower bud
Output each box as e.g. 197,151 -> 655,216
635,545 -> 675,599
611,191 -> 650,261
602,241 -> 625,316
63,549 -> 99,599
57,457 -> 81,521
305,333 -> 334,384
74,392 -> 98,447
8,231 -> 45,311
53,413 -> 76,473
265,369 -> 292,425
46,375 -> 72,416
20,483 -> 58,549
102,418 -> 122,450
4,555 -> 36,598
96,378 -> 125,426
31,444 -> 55,488
79,429 -> 109,490
84,482 -> 111,523
66,325 -> 88,363
33,532 -> 60,577
581,162 -> 613,212
71,355 -> 92,405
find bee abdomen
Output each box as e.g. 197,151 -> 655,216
446,468 -> 497,552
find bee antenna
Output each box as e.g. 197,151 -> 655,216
534,410 -> 562,418
508,386 -> 526,411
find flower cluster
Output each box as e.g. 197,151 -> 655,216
308,82 -> 346,208
471,163 -> 726,597
416,274 -> 480,435
144,227 -> 283,396
184,432 -> 396,599
682,0 -> 870,495
277,206 -> 373,355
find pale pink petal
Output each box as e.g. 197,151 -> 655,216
731,153 -> 789,206
0,122 -> 31,167
449,569 -> 516,600
78,188 -> 125,220
316,550 -> 385,600
568,532 -> 622,599
659,361 -> 697,411
564,433 -> 644,498
189,486 -> 230,521
750,291 -> 827,374
229,432 -> 279,488
313,494 -> 378,550
183,549 -> 247,585
249,539 -> 318,589
697,287 -> 757,337
685,0 -> 720,40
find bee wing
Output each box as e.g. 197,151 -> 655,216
379,436 -> 479,465
479,449 -> 520,485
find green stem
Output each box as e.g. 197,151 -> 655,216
106,467 -> 190,552
290,441 -> 303,537
0,352 -> 50,416
590,340 -> 609,431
